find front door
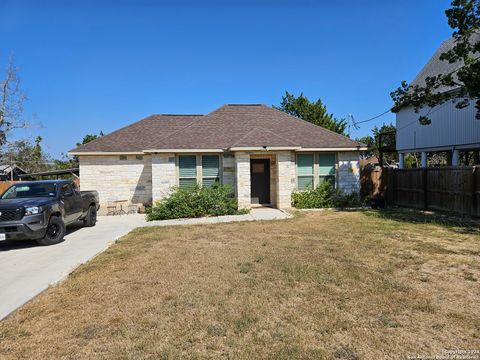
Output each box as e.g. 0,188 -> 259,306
250,159 -> 270,205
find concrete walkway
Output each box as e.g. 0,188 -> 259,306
0,208 -> 289,320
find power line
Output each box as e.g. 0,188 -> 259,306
348,109 -> 392,130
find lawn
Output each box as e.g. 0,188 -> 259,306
0,210 -> 479,359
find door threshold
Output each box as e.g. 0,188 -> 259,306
251,204 -> 273,208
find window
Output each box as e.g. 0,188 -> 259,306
319,153 -> 336,186
136,155 -> 143,161
202,155 -> 220,187
297,154 -> 314,190
119,155 -> 127,161
61,184 -> 72,196
178,155 -> 197,189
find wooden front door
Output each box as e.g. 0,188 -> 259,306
250,159 -> 270,205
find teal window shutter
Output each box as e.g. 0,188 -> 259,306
297,154 -> 314,190
319,153 -> 336,186
179,155 -> 197,189
202,155 -> 220,187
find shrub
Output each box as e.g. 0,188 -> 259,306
291,181 -> 362,209
146,183 -> 247,221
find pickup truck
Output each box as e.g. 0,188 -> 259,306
0,180 -> 99,246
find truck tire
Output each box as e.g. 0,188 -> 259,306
36,216 -> 66,246
84,205 -> 97,227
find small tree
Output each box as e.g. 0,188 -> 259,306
274,91 -> 348,135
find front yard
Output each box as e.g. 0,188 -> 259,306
0,210 -> 479,359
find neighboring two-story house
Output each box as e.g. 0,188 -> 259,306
395,33 -> 480,167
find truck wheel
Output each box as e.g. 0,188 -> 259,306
37,217 -> 66,246
84,205 -> 97,227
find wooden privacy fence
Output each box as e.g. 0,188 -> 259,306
361,166 -> 480,217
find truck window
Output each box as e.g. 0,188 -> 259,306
61,184 -> 72,196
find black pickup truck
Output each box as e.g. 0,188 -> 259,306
0,180 -> 99,246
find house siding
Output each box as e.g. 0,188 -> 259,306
396,100 -> 480,152
79,155 -> 152,210
337,151 -> 360,193
152,153 -> 176,203
277,151 -> 295,209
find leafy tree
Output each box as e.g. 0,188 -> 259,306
55,131 -> 105,169
274,91 -> 348,135
2,136 -> 51,173
357,124 -> 397,165
76,131 -> 104,147
391,0 -> 480,123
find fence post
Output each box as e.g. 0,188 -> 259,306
473,166 -> 478,217
423,168 -> 428,210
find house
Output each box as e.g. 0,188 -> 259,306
69,104 -> 366,211
396,33 -> 480,167
0,164 -> 27,181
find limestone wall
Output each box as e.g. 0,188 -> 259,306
337,151 -> 360,193
151,153 -> 177,202
79,155 -> 152,210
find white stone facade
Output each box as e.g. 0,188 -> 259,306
276,151 -> 295,209
337,151 -> 361,193
79,155 -> 152,210
234,152 -> 251,210
79,150 -> 360,212
151,153 -> 176,203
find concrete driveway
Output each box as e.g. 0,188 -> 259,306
0,208 -> 289,320
0,214 -> 147,320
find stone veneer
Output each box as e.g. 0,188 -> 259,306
337,151 -> 361,193
151,153 -> 177,203
276,151 -> 295,209
234,152 -> 251,210
79,155 -> 152,211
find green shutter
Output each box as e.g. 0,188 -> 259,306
319,153 -> 335,175
202,155 -> 219,178
297,154 -> 314,175
179,155 -> 197,178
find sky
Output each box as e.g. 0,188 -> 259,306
0,0 -> 453,158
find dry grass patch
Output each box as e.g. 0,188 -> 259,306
0,210 -> 479,359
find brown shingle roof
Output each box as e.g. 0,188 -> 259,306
70,105 -> 363,153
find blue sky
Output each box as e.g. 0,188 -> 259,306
1,0 -> 453,158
